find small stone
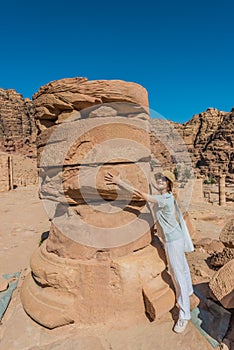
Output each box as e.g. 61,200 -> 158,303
210,248 -> 234,267
194,268 -> 209,278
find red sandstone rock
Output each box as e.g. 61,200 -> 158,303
210,248 -> 234,267
209,259 -> 234,308
37,117 -> 150,167
21,273 -> 75,329
20,241 -> 173,328
61,162 -> 151,203
194,238 -> 225,253
151,107 -> 234,183
46,220 -> 152,260
21,79 -> 176,329
142,274 -> 175,320
173,108 -> 234,182
0,88 -> 36,156
33,78 -> 149,122
48,204 -> 154,250
219,218 -> 234,248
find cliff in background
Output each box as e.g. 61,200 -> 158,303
173,108 -> 234,182
0,82 -> 233,182
0,88 -> 37,157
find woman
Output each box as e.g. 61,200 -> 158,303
105,170 -> 193,333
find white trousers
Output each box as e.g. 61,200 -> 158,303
165,237 -> 193,320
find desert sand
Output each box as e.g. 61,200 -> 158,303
0,184 -> 233,350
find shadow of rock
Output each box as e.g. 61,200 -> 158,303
191,284 -> 231,348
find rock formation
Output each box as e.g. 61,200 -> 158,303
0,88 -> 38,189
173,108 -> 234,182
0,82 -> 233,191
209,217 -> 234,266
210,248 -> 234,267
219,217 -> 234,248
20,78 -> 175,329
0,88 -> 36,156
209,259 -> 234,309
150,107 -> 234,183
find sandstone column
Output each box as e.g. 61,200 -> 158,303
219,174 -> 226,206
21,78 -> 175,329
8,155 -> 13,190
0,153 -> 11,192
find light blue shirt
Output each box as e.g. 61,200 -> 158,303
154,192 -> 184,242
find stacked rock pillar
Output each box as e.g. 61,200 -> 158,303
219,174 -> 226,206
21,78 -> 175,329
0,153 -> 13,192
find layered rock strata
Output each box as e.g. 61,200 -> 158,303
173,108 -> 234,182
0,88 -> 36,156
21,78 -> 175,329
1,82 -> 233,190
150,107 -> 234,183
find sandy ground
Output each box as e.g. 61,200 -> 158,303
0,185 -> 233,350
0,186 -> 49,274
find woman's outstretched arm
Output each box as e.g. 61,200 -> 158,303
104,172 -> 158,204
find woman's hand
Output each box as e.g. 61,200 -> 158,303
105,172 -> 121,185
105,172 -> 155,202
133,189 -> 143,199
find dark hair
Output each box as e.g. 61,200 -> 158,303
167,179 -> 173,193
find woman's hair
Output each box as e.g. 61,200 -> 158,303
166,179 -> 173,193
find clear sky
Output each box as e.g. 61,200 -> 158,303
1,0 -> 234,123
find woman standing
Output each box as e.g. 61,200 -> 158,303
105,170 -> 193,333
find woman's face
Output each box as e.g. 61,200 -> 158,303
155,175 -> 168,191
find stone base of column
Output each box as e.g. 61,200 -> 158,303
21,240 -> 175,329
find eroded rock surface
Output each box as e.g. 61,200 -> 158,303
151,107 -> 234,183
210,248 -> 234,267
219,218 -> 234,248
209,259 -> 234,308
0,89 -> 36,156
21,79 -> 175,329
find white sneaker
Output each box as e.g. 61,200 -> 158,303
173,319 -> 188,333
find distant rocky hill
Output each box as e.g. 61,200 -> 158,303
0,82 -> 233,182
0,88 -> 36,157
174,108 -> 234,182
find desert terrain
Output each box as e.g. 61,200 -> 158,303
0,184 -> 233,350
0,78 -> 233,350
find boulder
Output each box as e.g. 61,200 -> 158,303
219,218 -> 234,248
210,248 -> 234,267
33,78 -> 149,122
209,259 -> 234,308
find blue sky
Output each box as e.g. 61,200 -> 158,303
1,0 -> 234,123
